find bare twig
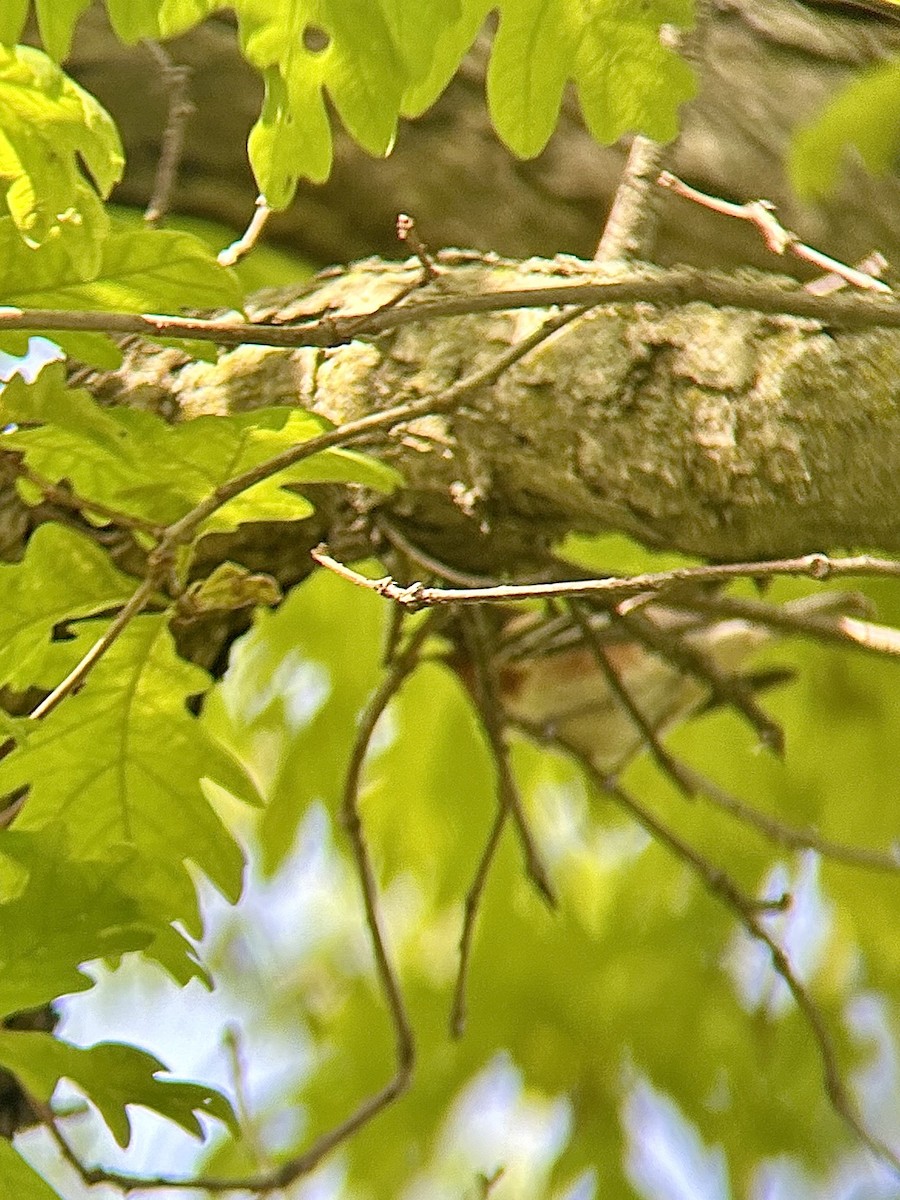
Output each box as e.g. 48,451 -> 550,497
543,736 -> 900,1174
567,599 -> 696,794
27,574 -> 162,721
680,763 -> 900,872
595,136 -> 667,262
449,611 -> 555,1037
37,620 -> 437,1194
397,213 -> 439,279
218,196 -> 274,268
658,172 -> 893,294
463,609 -> 555,904
7,457 -> 164,535
141,41 -> 195,228
311,549 -> 900,610
451,795 -> 508,1040
7,267 -> 900,349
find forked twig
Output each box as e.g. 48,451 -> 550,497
658,171 -> 893,294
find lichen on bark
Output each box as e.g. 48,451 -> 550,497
83,255 -> 900,576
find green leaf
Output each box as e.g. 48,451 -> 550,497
789,59 -> 900,197
0,524 -> 137,690
0,3 -> 32,48
488,0 -> 695,158
0,218 -> 242,364
401,0 -> 488,116
207,568 -> 388,874
0,828 -> 153,1015
0,616 -> 259,933
105,0 -> 218,43
0,1140 -> 62,1200
238,0 -> 405,201
0,1031 -> 237,1147
0,45 -> 123,244
3,372 -> 399,532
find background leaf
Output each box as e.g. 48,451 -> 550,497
0,1031 -> 236,1148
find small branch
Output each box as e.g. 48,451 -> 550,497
397,213 -> 440,280
450,608 -> 555,1038
451,795 -> 508,1040
680,763 -> 900,873
595,136 -> 667,262
464,609 -> 556,902
27,574 -> 161,722
546,737 -> 900,1175
7,456 -> 164,535
38,621 -> 436,1194
311,549 -> 900,610
218,196 -> 273,268
567,599 -> 696,794
7,266 -> 900,349
673,591 -> 900,659
141,41 -> 195,228
658,172 -> 893,294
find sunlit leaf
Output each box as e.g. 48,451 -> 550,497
0,1031 -> 236,1147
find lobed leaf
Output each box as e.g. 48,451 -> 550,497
0,616 -> 260,934
0,828 -> 154,1016
2,369 -> 400,532
0,45 -> 123,244
0,524 -> 137,691
0,1031 -> 236,1147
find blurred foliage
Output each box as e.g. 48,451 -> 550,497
200,548 -> 900,1198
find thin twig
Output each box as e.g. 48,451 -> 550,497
462,610 -> 555,906
680,763 -> 900,872
27,575 -> 161,721
658,172 -> 893,294
677,591 -> 900,658
613,606 -> 785,754
595,136 -> 667,262
37,621 -> 437,1194
310,548 -> 900,610
544,735 -> 900,1174
9,458 -> 164,535
451,795 -> 508,1040
397,213 -> 440,279
218,197 -> 273,268
141,41 -> 195,228
7,267 -> 900,349
449,608 -> 555,1036
567,599 -> 696,794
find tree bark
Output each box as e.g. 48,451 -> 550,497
58,2 -> 900,270
81,257 -> 900,581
